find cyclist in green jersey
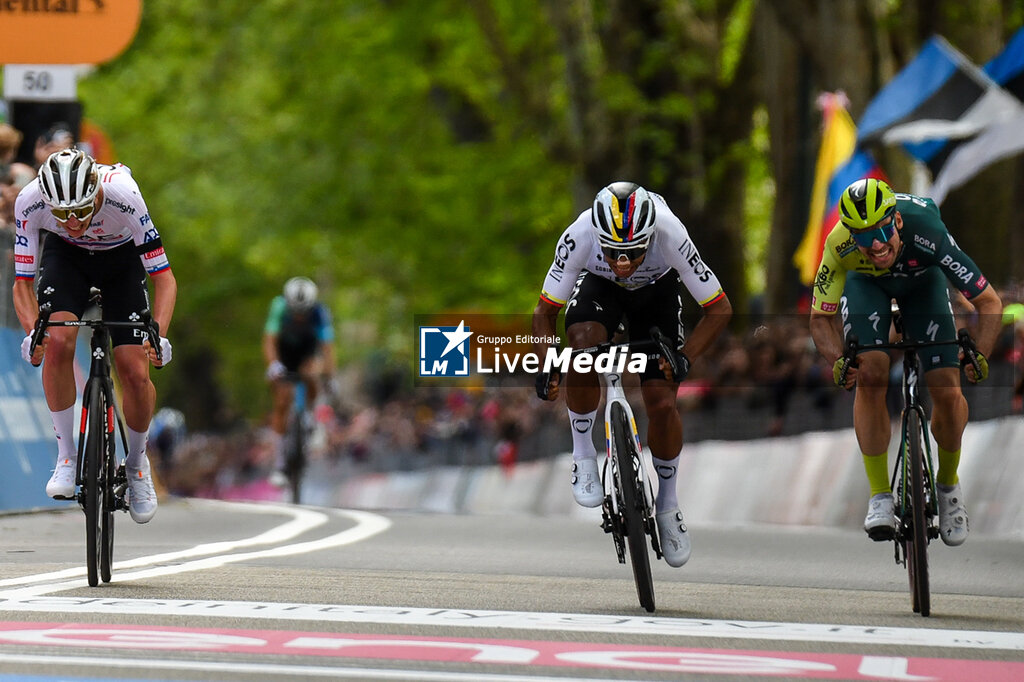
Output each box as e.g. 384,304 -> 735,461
809,178 -> 1002,547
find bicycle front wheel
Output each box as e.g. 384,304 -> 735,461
99,404 -> 117,584
83,380 -> 105,588
611,402 -> 655,613
284,411 -> 305,504
905,409 -> 930,616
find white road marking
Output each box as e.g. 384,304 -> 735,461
0,501 -> 1019,658
0,502 -> 390,597
0,596 -> 1020,652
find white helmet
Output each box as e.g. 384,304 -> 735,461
283,277 -> 318,310
591,181 -> 657,259
38,148 -> 99,210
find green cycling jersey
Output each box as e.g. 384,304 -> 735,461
811,193 -> 989,314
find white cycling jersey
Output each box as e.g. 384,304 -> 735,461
539,192 -> 724,307
13,163 -> 170,281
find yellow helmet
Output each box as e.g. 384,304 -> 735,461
838,178 -> 896,230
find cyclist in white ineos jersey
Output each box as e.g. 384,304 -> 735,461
532,182 -> 732,567
12,149 -> 177,523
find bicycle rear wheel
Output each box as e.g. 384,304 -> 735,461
611,402 -> 655,613
83,380 -> 105,588
905,409 -> 930,616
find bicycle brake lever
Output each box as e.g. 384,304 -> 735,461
956,328 -> 982,376
29,304 -> 53,364
838,335 -> 860,388
649,327 -> 686,382
140,309 -> 164,368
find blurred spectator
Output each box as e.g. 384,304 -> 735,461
33,122 -> 75,169
149,407 -> 187,475
1,123 -> 36,328
1,123 -> 36,226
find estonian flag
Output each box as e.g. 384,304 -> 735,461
856,35 -> 1022,160
926,28 -> 1024,203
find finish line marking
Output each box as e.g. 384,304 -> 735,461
0,597 -> 1020,652
0,624 -> 1022,681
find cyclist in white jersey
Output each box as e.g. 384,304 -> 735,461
532,182 -> 732,567
12,149 -> 177,523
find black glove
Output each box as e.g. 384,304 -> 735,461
535,370 -> 561,400
673,351 -> 691,383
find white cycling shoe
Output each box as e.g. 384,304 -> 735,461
864,492 -> 896,541
656,508 -> 691,567
570,457 -> 603,508
126,457 -> 158,524
45,457 -> 77,499
937,483 -> 969,547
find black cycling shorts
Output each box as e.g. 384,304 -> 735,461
37,235 -> 150,347
275,324 -> 320,372
564,270 -> 685,382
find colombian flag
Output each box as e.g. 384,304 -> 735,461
793,94 -> 855,285
793,94 -> 885,285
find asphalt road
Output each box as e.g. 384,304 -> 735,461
0,497 -> 1021,681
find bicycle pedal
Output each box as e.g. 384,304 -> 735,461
866,526 -> 896,542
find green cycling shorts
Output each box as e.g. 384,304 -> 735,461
840,267 -> 959,371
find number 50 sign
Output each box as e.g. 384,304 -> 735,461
0,0 -> 142,65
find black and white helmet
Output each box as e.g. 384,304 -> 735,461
38,148 -> 99,210
284,277 -> 318,310
591,181 -> 657,250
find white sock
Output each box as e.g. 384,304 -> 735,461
653,454 -> 680,512
126,426 -> 149,470
51,406 -> 77,459
568,409 -> 599,461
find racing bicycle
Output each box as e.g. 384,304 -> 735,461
841,313 -> 981,617
281,372 -> 311,504
30,289 -> 162,587
564,327 -> 685,613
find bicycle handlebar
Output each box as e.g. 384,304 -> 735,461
840,328 -> 981,384
536,326 -> 687,399
30,300 -> 163,367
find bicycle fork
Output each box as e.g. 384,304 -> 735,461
892,394 -> 938,567
599,374 -> 660,560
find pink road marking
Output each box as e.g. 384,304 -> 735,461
0,621 -> 1020,680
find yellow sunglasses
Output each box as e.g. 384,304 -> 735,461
51,204 -> 95,222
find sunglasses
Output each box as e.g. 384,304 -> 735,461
51,204 -> 95,222
601,245 -> 647,262
849,215 -> 896,248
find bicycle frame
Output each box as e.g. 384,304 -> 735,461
890,346 -> 938,546
282,373 -> 310,504
77,323 -> 131,501
601,372 -> 656,538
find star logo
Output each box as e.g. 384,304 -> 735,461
419,320 -> 472,377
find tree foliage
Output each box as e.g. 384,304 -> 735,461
72,0 -> 1023,428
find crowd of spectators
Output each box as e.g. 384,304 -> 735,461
159,286 -> 1023,501
2,115 -> 1020,500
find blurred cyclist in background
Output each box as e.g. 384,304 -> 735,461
263,277 -> 335,470
532,181 -> 732,568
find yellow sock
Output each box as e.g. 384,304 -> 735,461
862,452 -> 890,496
936,446 -> 961,487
